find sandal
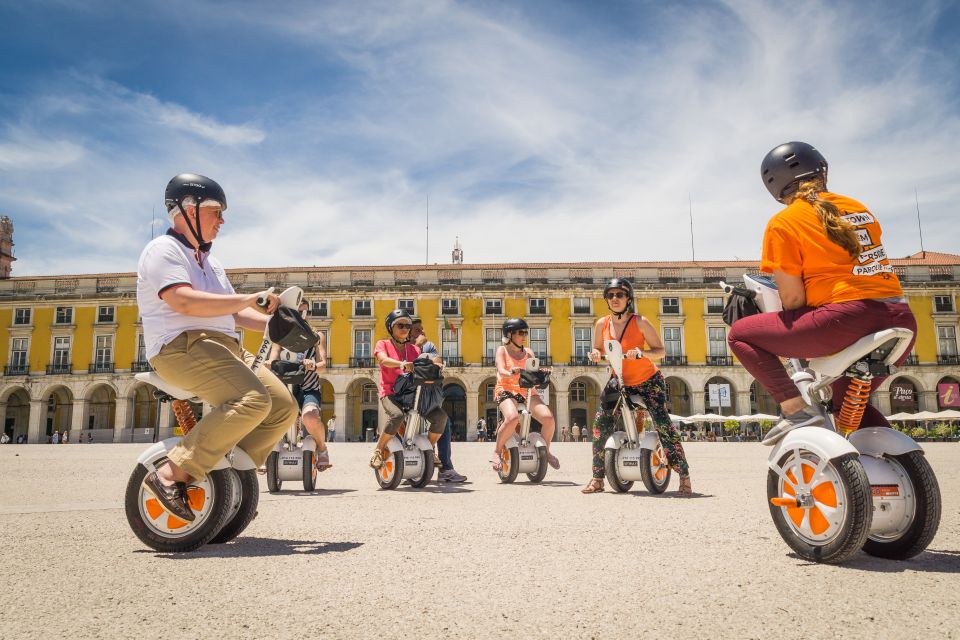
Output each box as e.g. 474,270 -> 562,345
490,452 -> 503,472
678,477 -> 693,496
369,449 -> 385,470
581,478 -> 604,494
315,450 -> 332,472
546,452 -> 560,470
256,466 -> 267,475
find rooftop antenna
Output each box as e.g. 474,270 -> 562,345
688,193 -> 696,262
452,236 -> 463,264
914,187 -> 926,259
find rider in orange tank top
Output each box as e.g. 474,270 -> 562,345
490,318 -> 560,472
581,278 -> 693,495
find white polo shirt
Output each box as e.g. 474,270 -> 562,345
136,231 -> 238,360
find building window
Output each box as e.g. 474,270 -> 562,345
55,306 -> 73,325
136,334 -> 147,363
13,308 -> 31,325
441,298 -> 459,315
97,306 -> 115,323
708,327 -> 727,357
572,297 -> 592,314
397,298 -> 415,314
706,297 -> 724,314
354,329 -> 372,357
529,298 -> 547,315
939,326 -> 958,356
485,384 -> 495,402
95,335 -> 113,366
934,296 -> 955,313
663,327 -> 683,357
10,337 -> 28,367
529,327 -> 547,358
571,381 -> 586,402
574,327 -> 592,359
353,300 -> 372,317
485,328 -> 501,359
485,299 -> 503,315
442,329 -> 460,358
361,384 -> 378,404
53,337 -> 71,367
661,298 -> 680,314
311,300 -> 328,317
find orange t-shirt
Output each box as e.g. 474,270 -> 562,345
600,315 -> 657,386
494,346 -> 537,400
760,192 -> 903,308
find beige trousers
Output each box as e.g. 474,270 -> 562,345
150,330 -> 297,480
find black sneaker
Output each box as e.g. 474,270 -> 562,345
143,472 -> 195,522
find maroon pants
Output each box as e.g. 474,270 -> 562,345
727,300 -> 916,428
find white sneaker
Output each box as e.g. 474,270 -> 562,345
762,407 -> 828,446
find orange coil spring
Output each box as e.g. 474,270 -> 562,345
171,399 -> 198,436
836,377 -> 872,434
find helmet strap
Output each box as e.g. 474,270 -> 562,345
176,201 -> 213,258
508,336 -> 524,350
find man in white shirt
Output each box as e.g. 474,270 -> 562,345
137,173 -> 296,521
326,415 -> 336,442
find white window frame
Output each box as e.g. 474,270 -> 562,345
353,299 -> 372,317
573,327 -> 592,359
938,325 -> 958,356
529,327 -> 548,358
934,296 -> 955,313
10,337 -> 29,367
54,306 -> 73,325
484,328 -> 501,359
361,383 -> 378,404
311,300 -> 329,317
96,305 -> 115,324
484,299 -> 503,316
94,334 -> 114,366
663,326 -> 683,358
52,336 -> 71,367
353,329 -> 372,358
441,329 -> 460,359
661,297 -> 680,315
528,298 -> 547,315
572,297 -> 592,315
705,297 -> 724,314
707,326 -> 728,357
136,333 -> 147,363
570,381 -> 587,403
13,308 -> 31,325
441,298 -> 460,315
397,298 -> 416,314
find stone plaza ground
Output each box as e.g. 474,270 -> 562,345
1,441 -> 958,639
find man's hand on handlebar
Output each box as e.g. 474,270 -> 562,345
252,290 -> 280,315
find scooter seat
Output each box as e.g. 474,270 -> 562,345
807,328 -> 914,379
134,372 -> 196,401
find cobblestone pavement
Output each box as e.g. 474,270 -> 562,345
1,442 -> 957,639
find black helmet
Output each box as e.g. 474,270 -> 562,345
164,173 -> 226,252
760,142 -> 828,203
502,317 -> 528,338
604,277 -> 634,318
385,309 -> 412,335
165,173 -> 227,211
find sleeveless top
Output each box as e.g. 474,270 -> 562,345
494,345 -> 537,399
600,314 -> 657,386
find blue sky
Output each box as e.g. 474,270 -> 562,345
1,0 -> 958,275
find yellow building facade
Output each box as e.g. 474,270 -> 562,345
1,254 -> 958,443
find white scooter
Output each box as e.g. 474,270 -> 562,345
496,359 -> 551,484
601,340 -> 672,494
265,351 -> 319,493
375,360 -> 443,490
722,274 -> 941,563
125,287 -> 311,552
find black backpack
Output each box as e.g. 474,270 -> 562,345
267,306 -> 318,352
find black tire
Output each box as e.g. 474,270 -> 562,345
125,463 -> 237,553
302,450 -> 317,491
208,468 -> 260,544
266,451 -> 281,493
526,447 -> 548,483
410,449 -> 435,488
498,446 -> 520,484
862,451 -> 941,560
375,450 -> 404,490
767,452 -> 872,564
641,446 -> 671,494
604,448 -> 634,493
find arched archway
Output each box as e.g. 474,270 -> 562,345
888,376 -> 921,413
664,377 -> 691,416
937,376 -> 960,409
479,377 -> 498,438
132,384 -> 160,430
442,381 -> 467,440
750,381 -> 778,415
86,384 -> 117,434
569,377 -> 599,435
3,387 -> 30,443
346,377 -> 378,441
703,376 -> 736,417
43,385 -> 74,441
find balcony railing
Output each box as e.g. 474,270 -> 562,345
535,356 -> 552,366
706,355 -> 733,366
902,354 -> 919,366
350,357 -> 375,368
46,363 -> 72,375
938,354 -> 960,365
89,362 -> 115,374
445,357 -> 464,367
571,356 -> 597,366
4,364 -> 29,376
661,356 -> 688,366
132,360 -> 153,372
482,356 -> 497,367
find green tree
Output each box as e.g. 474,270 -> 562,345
723,419 -> 741,438
758,419 -> 774,438
909,426 -> 927,439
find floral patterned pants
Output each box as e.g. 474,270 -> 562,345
591,372 -> 690,479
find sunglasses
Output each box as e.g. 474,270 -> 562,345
393,323 -> 412,330
200,206 -> 224,221
605,291 -> 628,300
513,330 -> 529,336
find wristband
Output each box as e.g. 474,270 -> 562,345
400,360 -> 408,370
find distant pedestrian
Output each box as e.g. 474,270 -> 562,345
572,424 -> 581,442
51,430 -> 60,444
86,432 -> 94,443
560,424 -> 570,442
326,414 -> 336,442
0,433 -> 9,444
62,431 -> 69,444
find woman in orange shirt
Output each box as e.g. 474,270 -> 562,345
581,278 -> 691,495
728,141 -> 916,444
490,318 -> 559,472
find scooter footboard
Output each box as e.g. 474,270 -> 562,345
848,427 -> 922,458
136,437 -> 255,472
604,431 -> 629,450
639,430 -> 660,451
